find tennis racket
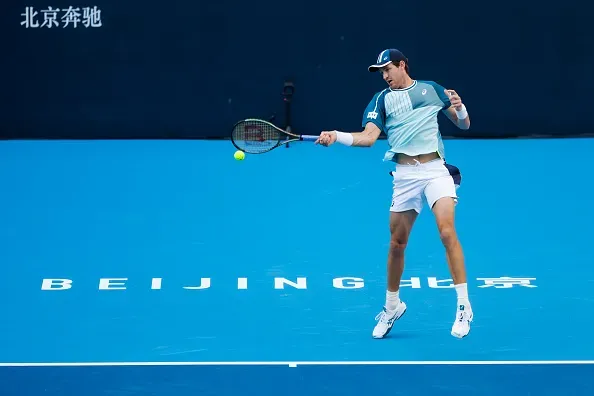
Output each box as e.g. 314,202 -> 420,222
231,118 -> 318,154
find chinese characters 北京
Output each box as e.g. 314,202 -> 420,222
21,6 -> 102,28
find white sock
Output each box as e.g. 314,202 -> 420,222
386,290 -> 400,311
454,283 -> 469,305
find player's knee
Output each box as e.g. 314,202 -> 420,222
389,237 -> 408,253
439,225 -> 457,248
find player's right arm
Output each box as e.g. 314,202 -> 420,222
316,122 -> 381,147
351,122 -> 382,146
315,90 -> 386,147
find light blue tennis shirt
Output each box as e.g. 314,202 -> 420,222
362,80 -> 452,162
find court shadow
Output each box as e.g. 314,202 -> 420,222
382,331 -> 423,340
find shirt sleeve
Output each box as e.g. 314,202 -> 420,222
426,81 -> 452,109
361,90 -> 387,132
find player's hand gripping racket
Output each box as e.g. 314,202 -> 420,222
231,118 -> 318,154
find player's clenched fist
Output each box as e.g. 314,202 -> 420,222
315,131 -> 337,146
445,89 -> 464,111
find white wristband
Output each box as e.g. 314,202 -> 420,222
335,131 -> 354,146
455,104 -> 468,120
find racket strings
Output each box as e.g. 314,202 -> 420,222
232,121 -> 282,154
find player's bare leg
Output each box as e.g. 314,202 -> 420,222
373,209 -> 417,338
387,209 -> 418,292
432,196 -> 473,338
432,197 -> 466,284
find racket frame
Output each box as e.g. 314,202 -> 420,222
231,118 -> 318,154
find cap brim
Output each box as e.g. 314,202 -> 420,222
368,61 -> 391,72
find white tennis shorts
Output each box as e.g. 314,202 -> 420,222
389,158 -> 461,213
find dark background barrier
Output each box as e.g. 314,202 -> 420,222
4,0 -> 592,140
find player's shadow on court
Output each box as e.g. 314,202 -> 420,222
381,331 -> 422,340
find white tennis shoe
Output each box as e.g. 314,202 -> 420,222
372,301 -> 407,339
451,303 -> 473,338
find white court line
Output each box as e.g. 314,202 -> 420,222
1,360 -> 593,367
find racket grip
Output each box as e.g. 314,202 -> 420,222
301,135 -> 318,141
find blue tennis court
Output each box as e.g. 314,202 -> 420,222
1,137 -> 593,395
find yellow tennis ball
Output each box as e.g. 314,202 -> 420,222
234,150 -> 245,161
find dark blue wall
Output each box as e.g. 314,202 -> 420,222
4,0 -> 592,139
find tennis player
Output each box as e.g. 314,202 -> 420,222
315,48 -> 472,339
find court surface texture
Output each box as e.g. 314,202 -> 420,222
1,137 -> 593,395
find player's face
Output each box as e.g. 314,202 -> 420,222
381,62 -> 406,89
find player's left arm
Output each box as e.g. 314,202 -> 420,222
443,89 -> 470,130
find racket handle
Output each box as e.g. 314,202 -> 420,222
300,135 -> 318,141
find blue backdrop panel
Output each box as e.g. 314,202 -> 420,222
4,1 -> 591,139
